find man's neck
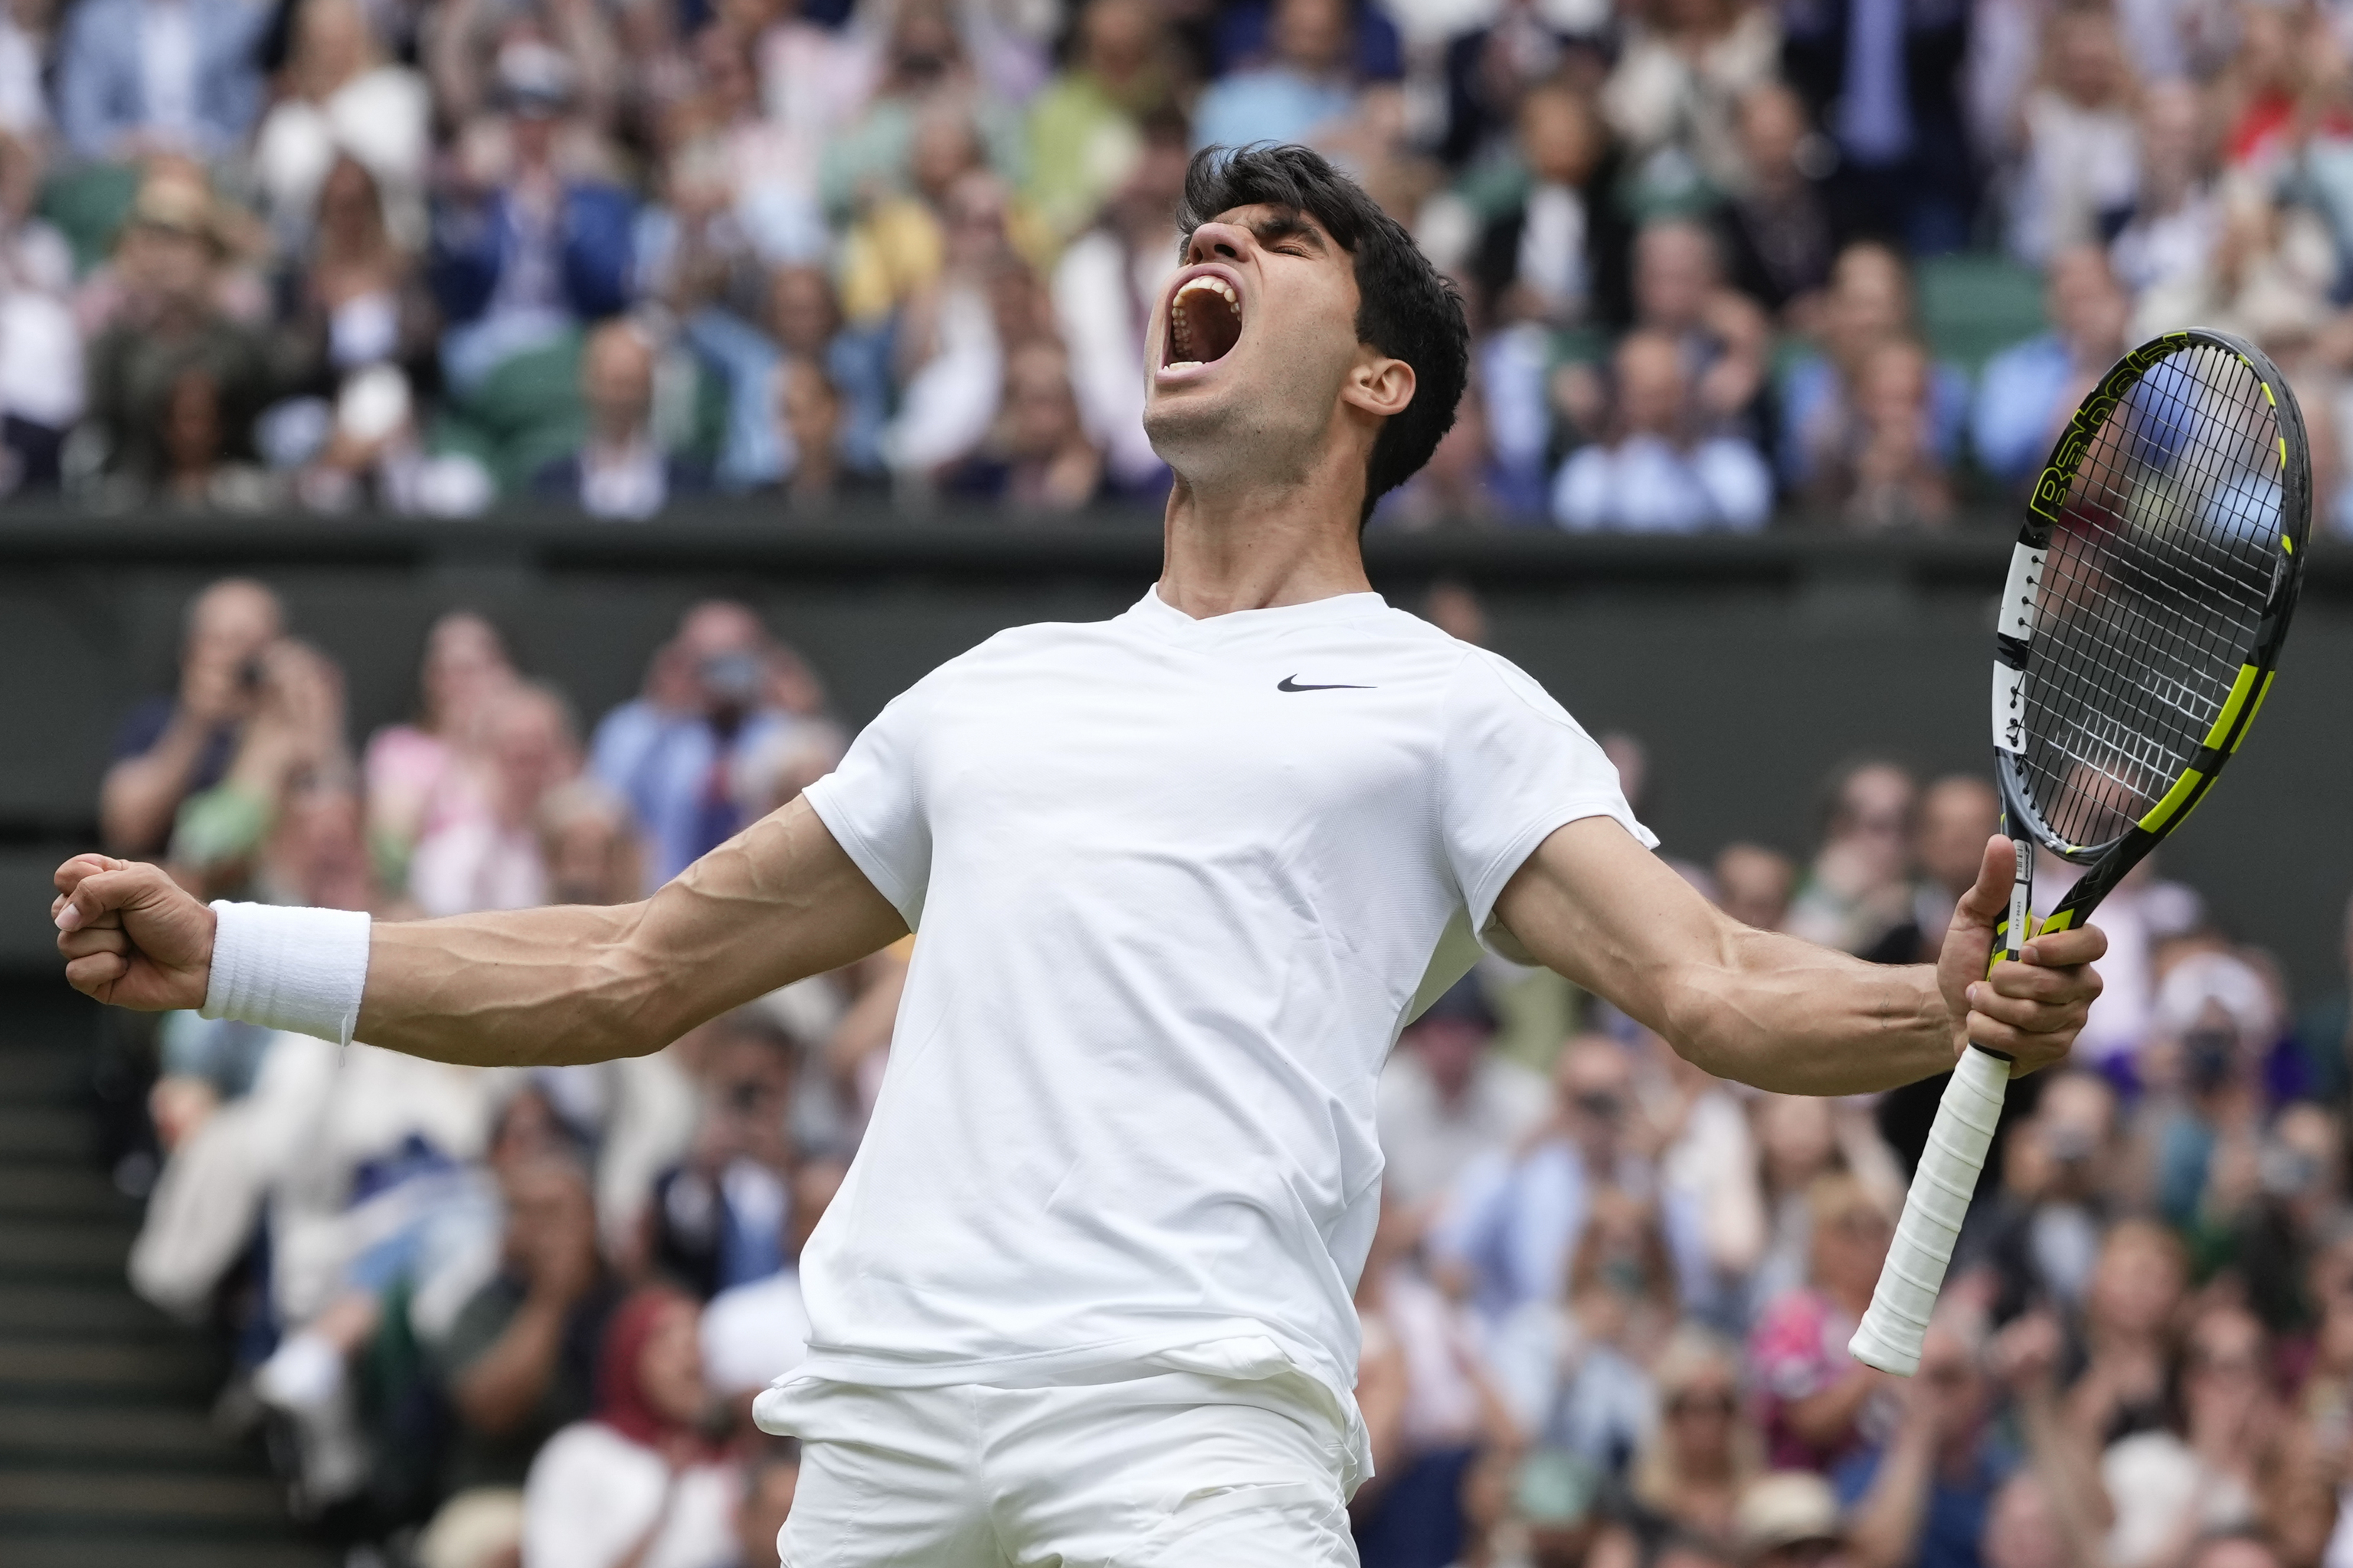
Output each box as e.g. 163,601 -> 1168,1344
1154,462 -> 1373,618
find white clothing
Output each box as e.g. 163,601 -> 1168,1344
1371,1263 -> 1491,1450
884,280 -> 1000,474
764,1367 -> 1356,1567
702,1268 -> 812,1397
2101,1429 -> 2255,1568
250,66 -> 431,240
1553,434 -> 1773,532
521,1423 -> 737,1568
2012,93 -> 2139,264
408,817 -> 547,917
0,13 -> 44,137
1051,228 -> 1176,487
1376,1048 -> 1550,1209
139,0 -> 198,143
0,290 -> 85,430
790,588 -> 1651,1472
1516,184 -> 1587,316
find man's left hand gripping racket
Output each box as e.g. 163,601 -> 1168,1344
1850,329 -> 2312,1376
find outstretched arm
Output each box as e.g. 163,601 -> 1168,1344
53,797 -> 908,1068
1492,817 -> 2103,1095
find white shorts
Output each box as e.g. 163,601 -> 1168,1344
761,1370 -> 1360,1567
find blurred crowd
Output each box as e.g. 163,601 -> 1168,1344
6,0 -> 2353,523
102,574 -> 2353,1568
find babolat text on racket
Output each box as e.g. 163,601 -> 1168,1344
1850,328 -> 2311,1375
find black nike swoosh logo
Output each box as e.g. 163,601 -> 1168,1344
1277,676 -> 1374,692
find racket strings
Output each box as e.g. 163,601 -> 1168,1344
2021,342 -> 2283,849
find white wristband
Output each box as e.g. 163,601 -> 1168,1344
199,902 -> 372,1046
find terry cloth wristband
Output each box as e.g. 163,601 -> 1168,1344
199,902 -> 371,1046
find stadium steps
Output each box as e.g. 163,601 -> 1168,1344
0,987 -> 334,1568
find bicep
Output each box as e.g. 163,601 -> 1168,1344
1489,814 -> 1739,1034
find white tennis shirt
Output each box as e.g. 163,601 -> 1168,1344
785,586 -> 1654,1439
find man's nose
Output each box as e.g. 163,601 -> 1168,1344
1184,221 -> 1252,267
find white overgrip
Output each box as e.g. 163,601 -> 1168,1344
1847,1045 -> 2012,1375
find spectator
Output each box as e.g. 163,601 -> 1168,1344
363,611 -> 519,888
942,337 -> 1106,509
643,1010 -> 797,1299
2063,1219 -> 2186,1449
430,1148 -> 621,1507
532,320 -> 709,519
1352,1196 -> 1515,1568
1975,245 -> 2132,489
2005,3 -> 2141,266
1962,1070 -> 2123,1321
1377,977 -> 1548,1213
1747,1173 -> 1893,1473
589,601 -> 816,885
83,176 -> 279,502
538,777 -> 645,906
1733,1470 -> 1859,1568
53,0 -> 268,162
1599,0 -> 1781,203
2109,81 -> 2223,316
2101,1304 -> 2273,1568
1550,329 -> 1772,532
1190,0 -> 1359,151
1491,1187 -> 1683,1470
1435,1036 -> 1703,1324
1785,761 -> 1917,957
1805,335 -> 1953,528
1714,843 -> 1795,933
1601,219 -> 1769,436
249,0 -> 431,250
1051,111 -> 1186,493
0,137 -> 80,493
1838,1311 -> 2109,1568
1618,1329 -> 1762,1550
164,637 -> 351,895
1778,242 -> 1968,497
410,682 -> 581,916
1472,82 -> 1612,334
519,1288 -> 737,1568
1720,83 -> 1837,322
817,0 -> 1024,224
430,49 -> 635,391
101,578 -> 283,855
1860,773 -> 1998,967
1779,0 -> 1974,254
885,169 -> 1041,484
769,263 -> 889,480
1024,0 -> 1180,244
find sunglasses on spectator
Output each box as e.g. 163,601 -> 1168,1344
1666,1391 -> 1738,1418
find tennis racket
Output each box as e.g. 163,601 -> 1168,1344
1849,328 -> 2311,1376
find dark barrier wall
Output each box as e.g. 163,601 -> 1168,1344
3,509 -> 2348,997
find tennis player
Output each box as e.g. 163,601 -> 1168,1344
51,146 -> 2103,1567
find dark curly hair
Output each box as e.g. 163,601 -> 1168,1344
1177,143 -> 1471,525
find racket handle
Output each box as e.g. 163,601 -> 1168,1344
1848,1045 -> 2012,1375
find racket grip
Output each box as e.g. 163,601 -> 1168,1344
1847,1046 -> 2012,1375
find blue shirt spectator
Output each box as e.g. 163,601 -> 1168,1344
429,57 -> 635,390
1972,247 -> 2131,490
1553,331 -> 1772,533
54,0 -> 268,162
1191,0 -> 1360,149
590,601 -> 806,887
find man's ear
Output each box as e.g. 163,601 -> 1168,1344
1342,354 -> 1415,420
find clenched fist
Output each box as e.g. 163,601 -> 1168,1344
53,856 -> 216,1011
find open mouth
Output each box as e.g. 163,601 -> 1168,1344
1163,274 -> 1243,371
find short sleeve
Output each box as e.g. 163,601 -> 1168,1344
799,674 -> 943,929
1437,650 -> 1655,950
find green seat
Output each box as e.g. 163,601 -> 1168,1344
1916,253 -> 2047,375
37,162 -> 142,277
439,330 -> 588,494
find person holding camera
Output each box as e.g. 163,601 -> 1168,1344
100,578 -> 286,857
588,601 -> 829,889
